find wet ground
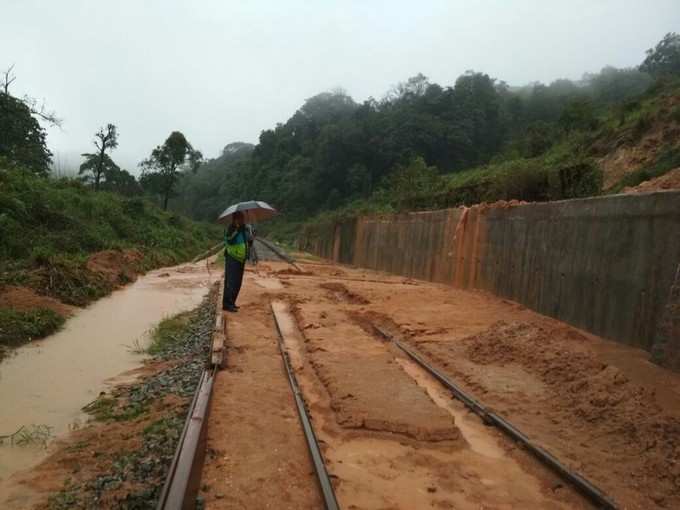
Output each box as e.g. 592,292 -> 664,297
0,260 -> 215,484
202,258 -> 680,510
4,250 -> 680,509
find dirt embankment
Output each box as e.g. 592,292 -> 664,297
0,286 -> 76,318
596,92 -> 680,190
85,249 -> 144,286
0,249 -> 146,350
1,248 -> 144,316
417,319 -> 680,510
623,167 -> 680,193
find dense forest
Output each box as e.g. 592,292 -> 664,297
169,32 -> 680,236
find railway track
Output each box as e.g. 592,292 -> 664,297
157,249 -> 620,510
156,241 -> 292,510
370,323 -> 619,510
156,275 -> 225,510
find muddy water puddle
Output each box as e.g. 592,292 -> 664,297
0,261 -> 214,482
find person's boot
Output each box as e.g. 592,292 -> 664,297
225,305 -> 238,313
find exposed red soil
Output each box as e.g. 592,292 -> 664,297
210,263 -> 588,509
623,167 -> 680,193
200,288 -> 322,509
310,350 -> 458,440
274,267 -> 314,276
261,259 -> 680,509
319,281 -> 371,304
598,93 -> 680,190
85,249 -> 144,285
0,286 -> 77,317
411,319 -> 680,510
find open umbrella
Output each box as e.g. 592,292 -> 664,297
217,200 -> 278,224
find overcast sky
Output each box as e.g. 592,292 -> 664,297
2,0 -> 679,173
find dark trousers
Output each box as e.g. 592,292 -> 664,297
223,255 -> 245,309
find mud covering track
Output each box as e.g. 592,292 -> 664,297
200,255 -> 680,509
271,301 -> 339,510
369,320 -> 617,509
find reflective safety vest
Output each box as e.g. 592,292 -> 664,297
225,227 -> 247,263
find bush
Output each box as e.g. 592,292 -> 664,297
0,308 -> 65,349
486,160 -> 551,202
551,162 -> 603,199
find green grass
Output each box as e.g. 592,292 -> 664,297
147,310 -> 195,355
82,395 -> 149,423
47,478 -> 80,510
0,167 -> 220,348
0,308 -> 65,350
0,168 -> 220,268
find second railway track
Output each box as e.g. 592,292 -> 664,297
270,295 -> 619,510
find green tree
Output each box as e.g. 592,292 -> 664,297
79,152 -> 119,187
79,124 -> 118,191
100,167 -> 142,196
559,98 -> 598,133
524,121 -> 555,157
584,66 -> 652,104
140,131 -> 202,210
452,72 -> 503,164
78,153 -> 140,196
382,157 -> 443,209
0,92 -> 52,174
640,32 -> 680,77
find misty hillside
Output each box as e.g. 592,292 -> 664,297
170,33 -> 680,239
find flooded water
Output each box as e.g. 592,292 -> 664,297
0,261 -> 215,482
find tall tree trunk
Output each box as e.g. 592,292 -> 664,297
94,146 -> 106,192
163,192 -> 169,211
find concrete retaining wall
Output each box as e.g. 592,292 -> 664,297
301,191 -> 680,367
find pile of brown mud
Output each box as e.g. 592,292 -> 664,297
86,249 -> 144,285
0,286 -> 76,317
274,268 -> 314,276
319,282 -> 370,304
461,320 -> 680,507
623,167 -> 680,193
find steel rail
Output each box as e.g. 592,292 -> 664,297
271,303 -> 340,510
371,324 -> 619,510
255,237 -> 304,272
157,285 -> 222,510
156,367 -> 216,510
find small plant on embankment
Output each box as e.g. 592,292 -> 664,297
0,308 -> 64,350
147,310 -> 195,355
0,167 -> 220,350
0,424 -> 54,447
44,287 -> 216,510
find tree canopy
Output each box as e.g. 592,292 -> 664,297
0,92 -> 52,174
79,124 -> 119,191
641,32 -> 680,77
175,56 -> 660,223
140,131 -> 202,210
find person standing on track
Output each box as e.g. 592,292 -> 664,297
223,211 -> 248,312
